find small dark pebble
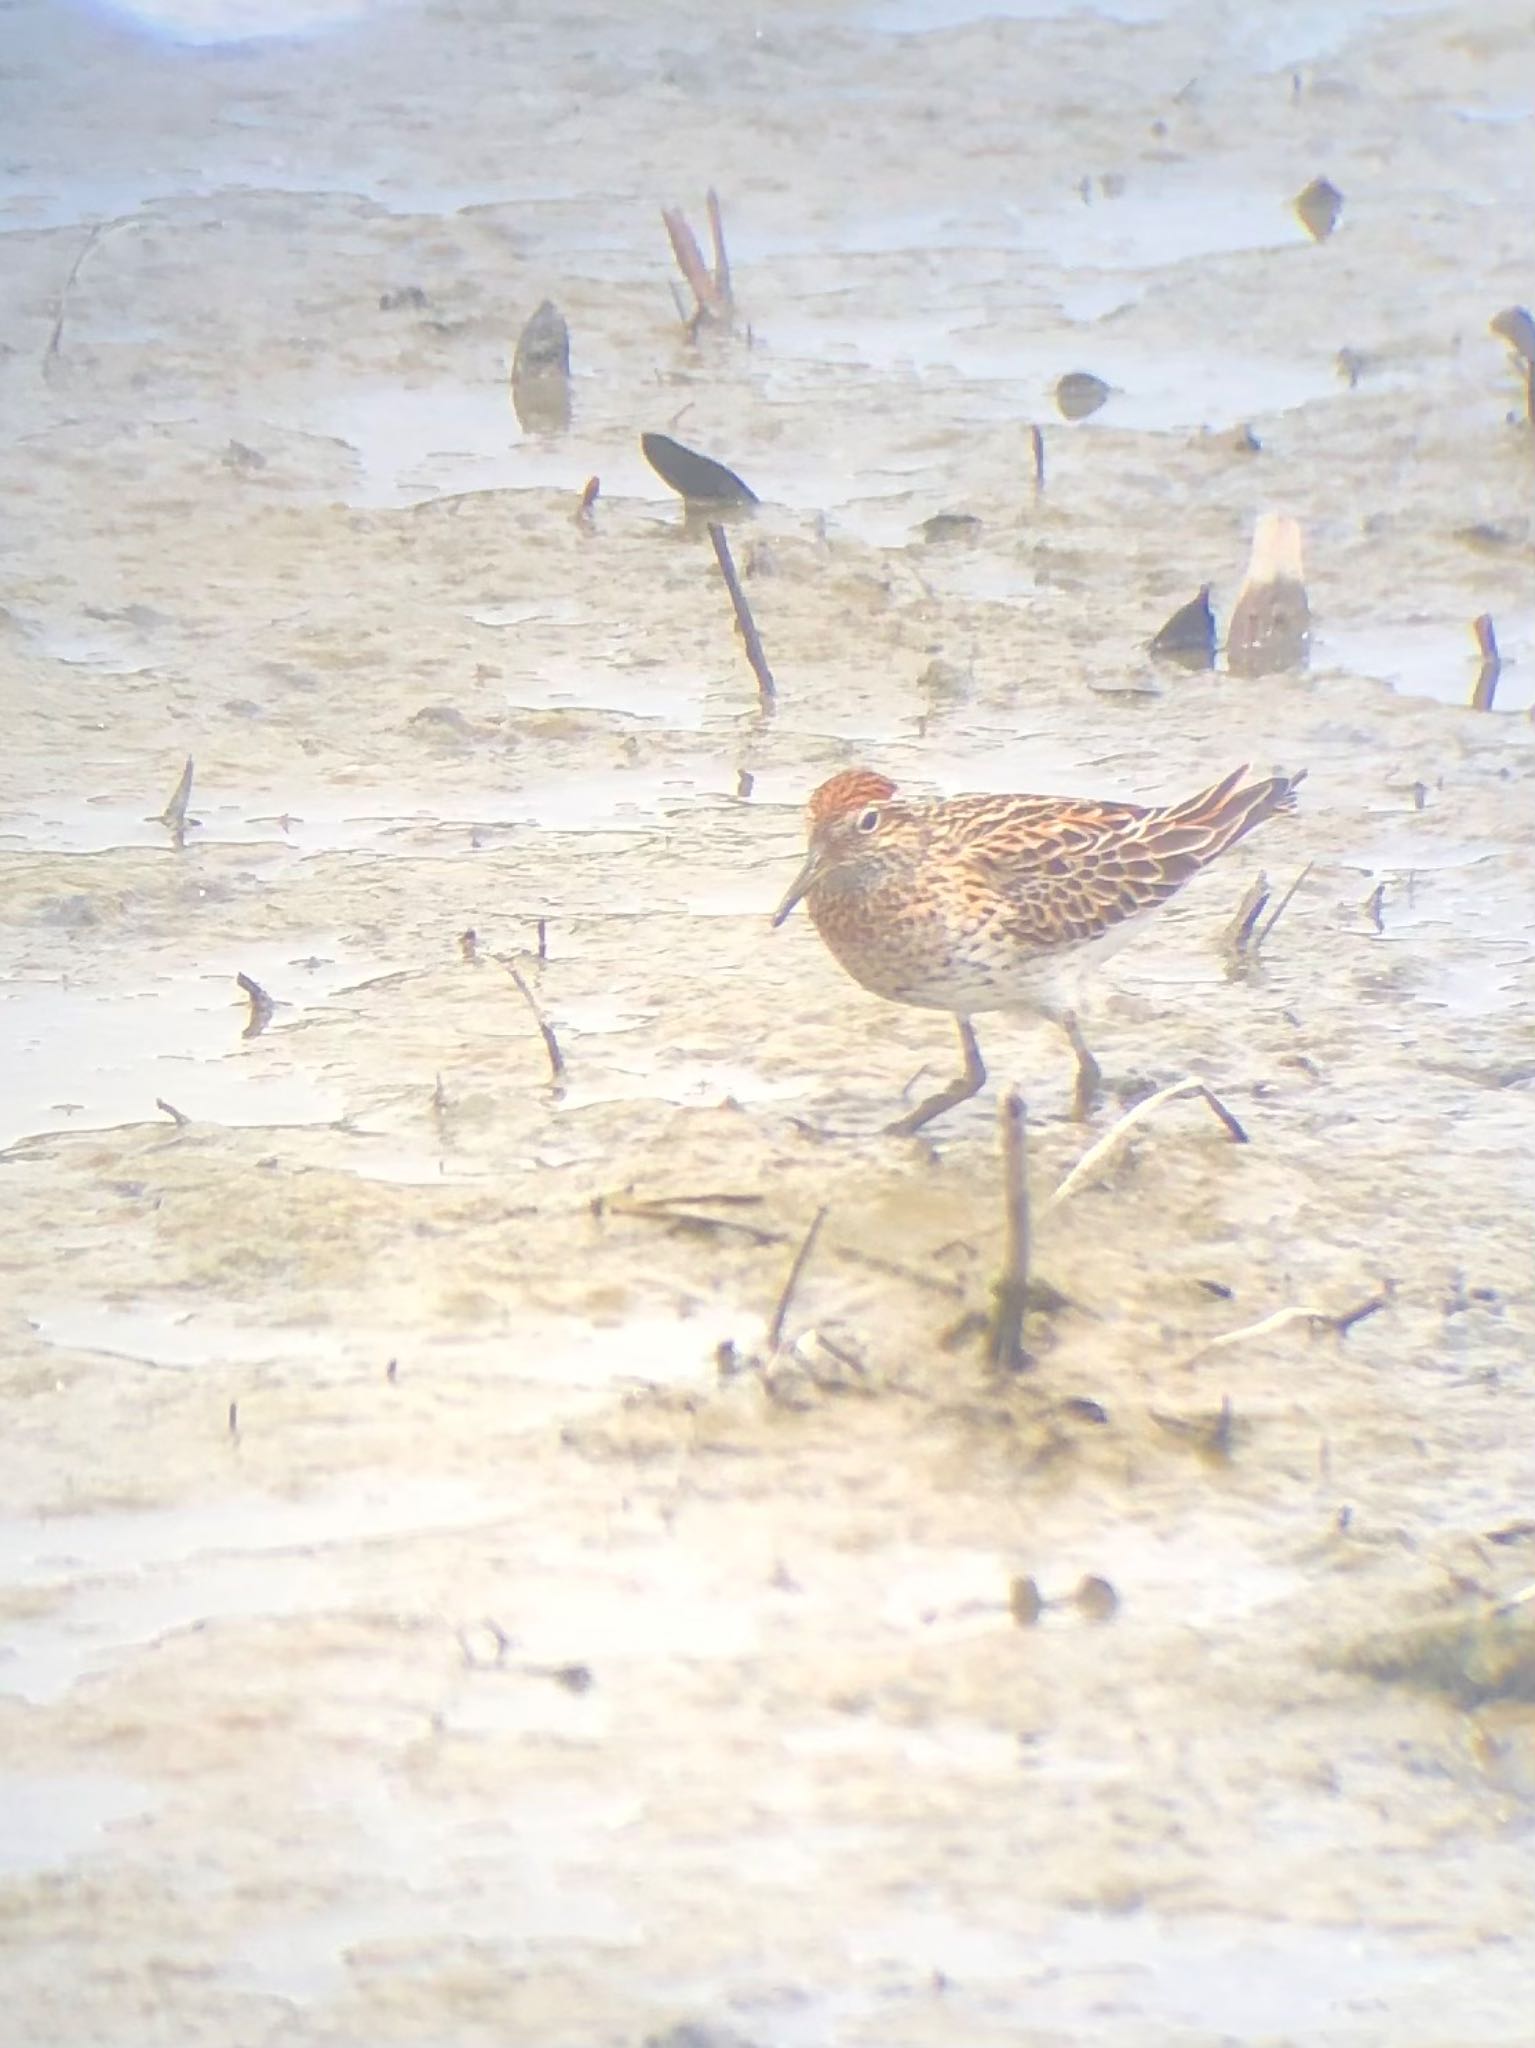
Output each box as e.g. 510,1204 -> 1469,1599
513,298 -> 570,377
1075,1575 -> 1119,1621
1293,176 -> 1343,240
1455,521 -> 1530,553
920,512 -> 983,545
36,894 -> 100,929
512,300 -> 572,433
1055,371 -> 1110,420
1010,1575 -> 1044,1627
644,2027 -> 765,2048
409,704 -> 476,739
1058,1396 -> 1109,1426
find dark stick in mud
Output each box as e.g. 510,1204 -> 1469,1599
1193,1084 -> 1248,1145
1030,424 -> 1046,491
236,972 -> 275,1039
707,188 -> 732,311
604,1193 -> 786,1249
1223,871 -> 1270,972
1255,860 -> 1313,949
159,757 -> 194,848
1333,1285 -> 1393,1335
709,521 -> 777,707
501,958 -> 566,1088
988,1090 -> 1031,1372
768,1203 -> 829,1350
1471,614 -> 1501,711
46,218 -> 126,366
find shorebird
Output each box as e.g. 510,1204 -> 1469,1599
772,762 -> 1304,1135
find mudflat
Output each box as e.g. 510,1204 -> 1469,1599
1,2 -> 1532,2042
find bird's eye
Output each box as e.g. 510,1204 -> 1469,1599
857,807 -> 881,833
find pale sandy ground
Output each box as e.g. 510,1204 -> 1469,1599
2,0 -> 1534,2043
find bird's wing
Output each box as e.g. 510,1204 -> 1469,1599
951,792 -> 1208,948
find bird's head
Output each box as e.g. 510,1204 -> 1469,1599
771,769 -> 905,927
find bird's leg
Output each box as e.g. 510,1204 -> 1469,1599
1062,1010 -> 1101,1121
887,1018 -> 987,1137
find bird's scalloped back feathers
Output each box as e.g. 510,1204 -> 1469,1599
958,765 -> 1304,953
808,769 -> 899,826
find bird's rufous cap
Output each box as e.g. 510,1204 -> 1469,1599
808,769 -> 898,826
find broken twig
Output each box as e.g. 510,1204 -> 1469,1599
662,190 -> 734,337
709,521 -> 776,708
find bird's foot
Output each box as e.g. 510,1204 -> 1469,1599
887,1018 -> 987,1137
1063,1011 -> 1102,1122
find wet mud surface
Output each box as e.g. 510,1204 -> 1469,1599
1,0 -> 1534,2042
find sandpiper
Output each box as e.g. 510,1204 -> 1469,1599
772,763 -> 1304,1135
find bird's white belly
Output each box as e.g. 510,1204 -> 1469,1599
892,909 -> 1161,1018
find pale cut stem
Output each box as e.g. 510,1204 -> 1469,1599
1175,1305 -> 1336,1369
1044,1075 -> 1247,1213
